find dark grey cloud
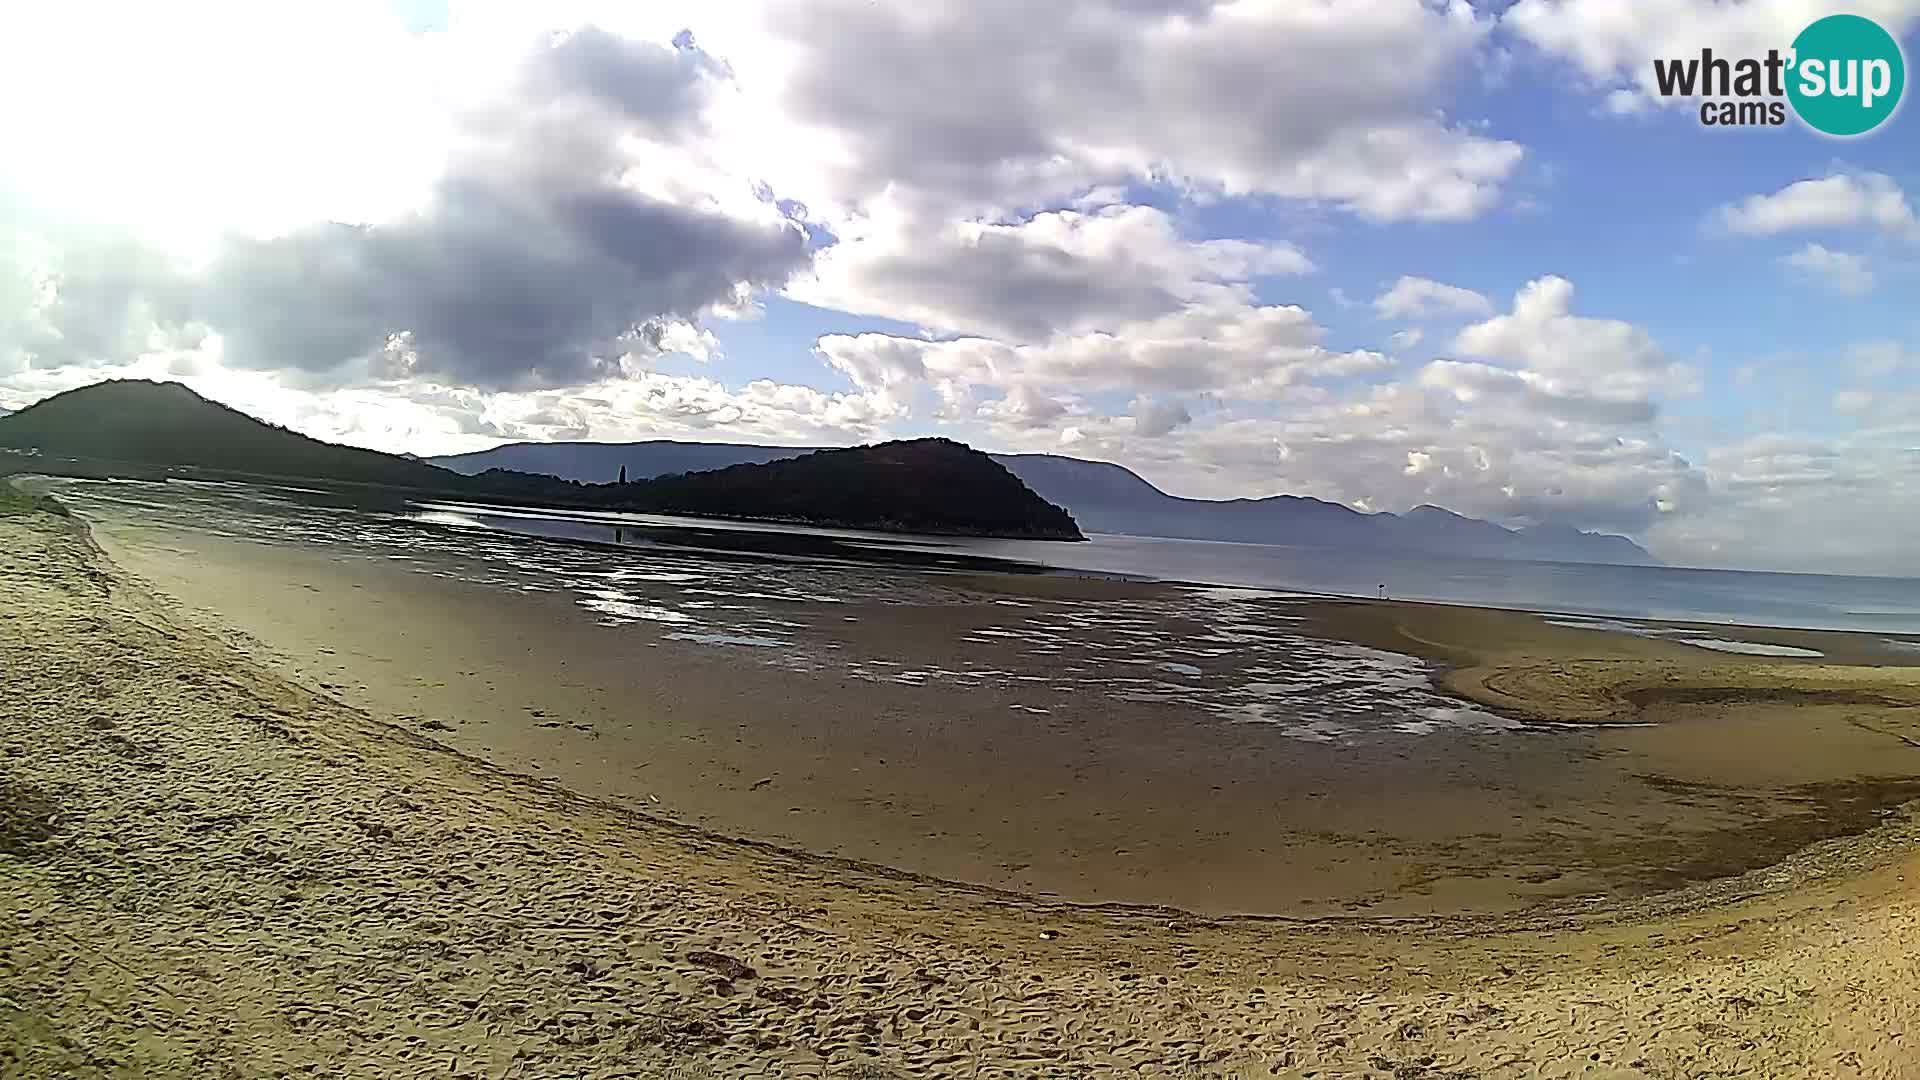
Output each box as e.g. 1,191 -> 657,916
204,177 -> 805,387
817,227 -> 1187,342
528,26 -> 729,140
797,204 -> 1308,342
4,28 -> 810,390
0,213 -> 202,372
206,28 -> 807,388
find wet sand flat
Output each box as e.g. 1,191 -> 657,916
80,496 -> 1920,920
9,496 -> 1920,1076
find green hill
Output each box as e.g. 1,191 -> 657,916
583,439 -> 1082,539
0,380 -> 1082,540
0,380 -> 462,490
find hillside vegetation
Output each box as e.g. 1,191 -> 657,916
601,439 -> 1079,539
0,381 -> 1082,540
0,381 -> 461,490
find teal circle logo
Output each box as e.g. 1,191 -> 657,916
1787,14 -> 1905,137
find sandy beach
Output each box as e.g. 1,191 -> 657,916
8,489 -> 1920,1076
78,494 -> 1920,920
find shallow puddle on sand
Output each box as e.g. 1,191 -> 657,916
1546,615 -> 1826,658
665,631 -> 790,648
1678,638 -> 1824,657
54,476 -> 1531,746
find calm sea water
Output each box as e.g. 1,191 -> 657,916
407,496 -> 1920,634
45,476 -> 1920,635
935,532 -> 1920,634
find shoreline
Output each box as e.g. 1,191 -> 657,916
80,520 -> 1920,933
21,500 -> 1920,928
387,511 -> 1920,639
74,489 -> 1920,920
32,468 -> 1920,636
8,499 -> 1920,1074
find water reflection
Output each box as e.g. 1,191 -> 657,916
36,476 -> 1741,747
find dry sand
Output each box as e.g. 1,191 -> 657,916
5,501 -> 1920,1076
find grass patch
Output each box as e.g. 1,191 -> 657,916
0,480 -> 68,518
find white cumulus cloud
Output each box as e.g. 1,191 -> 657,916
1714,172 -> 1920,239
1779,243 -> 1876,295
1453,276 -> 1697,403
1374,276 -> 1493,320
1504,0 -> 1920,110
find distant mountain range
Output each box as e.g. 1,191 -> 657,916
435,441 -> 1657,565
0,380 -> 1647,559
0,381 -> 1082,540
440,439 -> 821,480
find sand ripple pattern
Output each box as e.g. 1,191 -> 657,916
8,503 -> 1920,1076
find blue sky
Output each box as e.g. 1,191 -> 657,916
706,17 -> 1920,427
2,1 -> 1919,573
709,77 -> 1920,470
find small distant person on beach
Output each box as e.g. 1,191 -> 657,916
1377,583 -> 1387,600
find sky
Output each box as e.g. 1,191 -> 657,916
2,1 -> 1919,575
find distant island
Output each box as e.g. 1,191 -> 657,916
476,440 -> 1083,539
0,381 -> 1084,541
436,441 -> 1658,566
